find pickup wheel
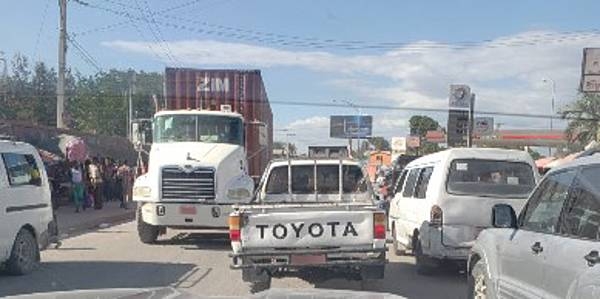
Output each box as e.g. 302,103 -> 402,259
468,259 -> 495,299
7,228 -> 40,275
137,208 -> 159,244
392,225 -> 406,256
413,235 -> 438,275
250,276 -> 271,294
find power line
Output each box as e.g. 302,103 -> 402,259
134,0 -> 180,66
9,94 -> 598,122
67,35 -> 103,72
74,1 -> 600,52
32,0 -> 52,61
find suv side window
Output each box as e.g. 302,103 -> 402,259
402,168 -> 420,198
1,152 -> 42,187
520,169 -> 576,234
394,170 -> 407,195
415,167 -> 434,199
561,166 -> 600,240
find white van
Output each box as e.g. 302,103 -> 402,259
388,148 -> 539,274
0,141 -> 56,274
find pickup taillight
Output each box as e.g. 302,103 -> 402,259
229,215 -> 241,242
430,205 -> 443,226
373,211 -> 386,239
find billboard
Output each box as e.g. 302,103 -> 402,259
330,115 -> 373,139
447,110 -> 470,147
449,84 -> 472,110
407,136 -> 421,148
474,117 -> 494,136
581,48 -> 600,93
391,137 -> 407,155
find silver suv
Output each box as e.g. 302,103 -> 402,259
467,154 -> 600,299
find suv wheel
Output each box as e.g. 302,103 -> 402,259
7,228 -> 40,275
468,259 -> 495,299
250,276 -> 271,294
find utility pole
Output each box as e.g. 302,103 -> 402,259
56,0 -> 67,128
128,71 -> 136,141
0,51 -> 7,104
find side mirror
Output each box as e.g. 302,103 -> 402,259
492,204 -> 517,229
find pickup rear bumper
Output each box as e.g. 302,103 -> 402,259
229,247 -> 386,270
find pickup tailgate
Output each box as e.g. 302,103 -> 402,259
240,210 -> 374,249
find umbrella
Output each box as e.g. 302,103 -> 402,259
65,137 -> 88,162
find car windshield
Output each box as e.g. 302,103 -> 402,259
447,159 -> 536,198
153,114 -> 243,145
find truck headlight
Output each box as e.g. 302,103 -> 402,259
133,186 -> 152,197
227,188 -> 252,199
226,175 -> 254,200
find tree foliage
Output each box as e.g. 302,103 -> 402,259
0,53 -> 162,136
409,115 -> 440,137
368,136 -> 390,151
562,93 -> 600,148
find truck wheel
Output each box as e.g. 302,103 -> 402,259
413,235 -> 438,275
137,208 -> 159,244
468,259 -> 495,299
250,276 -> 271,294
7,228 -> 40,275
392,226 -> 406,256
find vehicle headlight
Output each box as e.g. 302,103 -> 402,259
133,186 -> 152,197
226,175 -> 254,200
227,188 -> 252,199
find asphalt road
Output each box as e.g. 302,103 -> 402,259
0,222 -> 467,298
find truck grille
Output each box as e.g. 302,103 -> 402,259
161,167 -> 215,200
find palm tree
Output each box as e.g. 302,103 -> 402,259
562,93 -> 600,148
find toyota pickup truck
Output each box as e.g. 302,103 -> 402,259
228,159 -> 386,292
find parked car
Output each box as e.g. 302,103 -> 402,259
468,153 -> 600,299
388,148 -> 539,274
0,141 -> 57,274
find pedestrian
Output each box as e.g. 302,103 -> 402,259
102,157 -> 115,202
88,157 -> 104,210
117,160 -> 132,209
70,162 -> 85,213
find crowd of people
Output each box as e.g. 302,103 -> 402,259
48,157 -> 134,213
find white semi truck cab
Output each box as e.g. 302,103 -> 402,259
133,108 -> 255,244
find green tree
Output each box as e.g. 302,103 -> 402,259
408,115 -> 441,155
368,136 -> 390,151
562,93 -> 600,148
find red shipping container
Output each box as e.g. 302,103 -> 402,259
164,68 -> 273,179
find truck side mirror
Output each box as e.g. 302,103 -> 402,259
492,204 -> 517,229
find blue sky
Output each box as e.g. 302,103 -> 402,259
2,0 -> 600,150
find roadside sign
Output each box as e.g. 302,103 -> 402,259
391,137 -> 407,155
449,84 -> 472,110
330,115 -> 373,139
581,48 -> 600,93
407,136 -> 420,148
474,117 -> 494,136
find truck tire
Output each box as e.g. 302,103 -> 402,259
392,226 -> 406,256
7,228 -> 40,275
413,234 -> 438,275
250,276 -> 271,294
468,259 -> 495,299
137,208 -> 159,244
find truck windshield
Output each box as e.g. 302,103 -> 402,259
447,159 -> 536,198
265,164 -> 367,195
153,114 -> 243,145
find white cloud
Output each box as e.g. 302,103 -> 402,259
104,31 -> 600,148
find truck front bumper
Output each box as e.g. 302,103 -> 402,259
140,202 -> 232,228
229,247 -> 387,270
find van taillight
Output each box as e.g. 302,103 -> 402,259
229,215 -> 241,242
373,212 -> 386,239
430,205 -> 443,226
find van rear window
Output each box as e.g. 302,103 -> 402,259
447,159 -> 535,198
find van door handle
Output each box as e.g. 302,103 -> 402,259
531,242 -> 543,254
584,251 -> 600,267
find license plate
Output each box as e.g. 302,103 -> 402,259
290,254 -> 326,265
179,205 -> 197,215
